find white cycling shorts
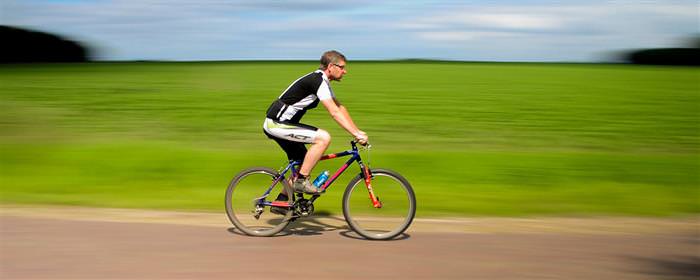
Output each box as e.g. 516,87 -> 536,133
263,118 -> 319,144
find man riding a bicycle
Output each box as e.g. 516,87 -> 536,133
227,51 -> 414,239
263,50 -> 368,195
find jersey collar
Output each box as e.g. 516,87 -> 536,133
315,69 -> 330,84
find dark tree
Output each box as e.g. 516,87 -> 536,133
626,36 -> 700,66
0,25 -> 91,63
627,48 -> 700,66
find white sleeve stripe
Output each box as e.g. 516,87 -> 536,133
316,80 -> 333,100
275,104 -> 287,119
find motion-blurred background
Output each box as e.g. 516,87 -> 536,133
1,1 -> 698,216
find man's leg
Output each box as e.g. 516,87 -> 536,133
264,119 -> 329,194
298,129 -> 331,177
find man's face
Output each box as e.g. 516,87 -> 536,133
328,60 -> 347,81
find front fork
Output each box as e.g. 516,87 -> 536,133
360,164 -> 382,208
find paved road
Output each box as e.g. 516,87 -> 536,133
1,212 -> 698,279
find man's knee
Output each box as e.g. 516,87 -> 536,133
315,129 -> 331,145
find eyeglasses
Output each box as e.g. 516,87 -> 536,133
332,63 -> 346,70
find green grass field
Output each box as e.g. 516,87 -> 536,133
1,61 -> 698,216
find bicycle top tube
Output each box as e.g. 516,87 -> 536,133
285,141 -> 361,166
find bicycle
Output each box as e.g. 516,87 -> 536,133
225,141 -> 416,240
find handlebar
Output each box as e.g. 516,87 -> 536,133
350,140 -> 371,148
350,140 -> 371,165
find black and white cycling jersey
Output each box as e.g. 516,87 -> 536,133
265,70 -> 335,123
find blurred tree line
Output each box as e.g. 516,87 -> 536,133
0,25 -> 90,63
626,37 -> 700,66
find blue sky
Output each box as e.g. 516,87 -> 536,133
2,0 -> 698,61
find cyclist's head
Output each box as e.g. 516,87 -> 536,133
319,50 -> 346,70
320,50 -> 347,81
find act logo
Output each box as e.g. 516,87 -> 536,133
285,133 -> 311,141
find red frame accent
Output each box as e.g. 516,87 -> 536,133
320,163 -> 349,191
320,154 -> 337,160
270,201 -> 290,207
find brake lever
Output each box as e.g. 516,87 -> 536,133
361,142 -> 371,166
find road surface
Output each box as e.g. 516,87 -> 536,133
1,206 -> 698,279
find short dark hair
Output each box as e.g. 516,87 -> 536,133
319,50 -> 346,70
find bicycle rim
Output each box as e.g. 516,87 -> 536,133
225,167 -> 292,237
343,169 -> 416,240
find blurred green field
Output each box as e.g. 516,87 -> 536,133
0,61 -> 698,217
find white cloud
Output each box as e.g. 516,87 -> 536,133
417,31 -> 515,42
463,14 -> 563,30
393,1 -> 697,61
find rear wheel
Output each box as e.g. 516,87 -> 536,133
342,168 -> 416,240
225,167 -> 293,237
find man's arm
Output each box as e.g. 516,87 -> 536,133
321,98 -> 367,143
333,98 -> 359,130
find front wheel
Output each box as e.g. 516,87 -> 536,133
342,168 -> 416,240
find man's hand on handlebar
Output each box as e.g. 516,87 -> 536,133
354,130 -> 369,146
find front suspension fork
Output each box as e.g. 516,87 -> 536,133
362,166 -> 382,208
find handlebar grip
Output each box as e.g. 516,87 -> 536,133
351,139 -> 370,147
